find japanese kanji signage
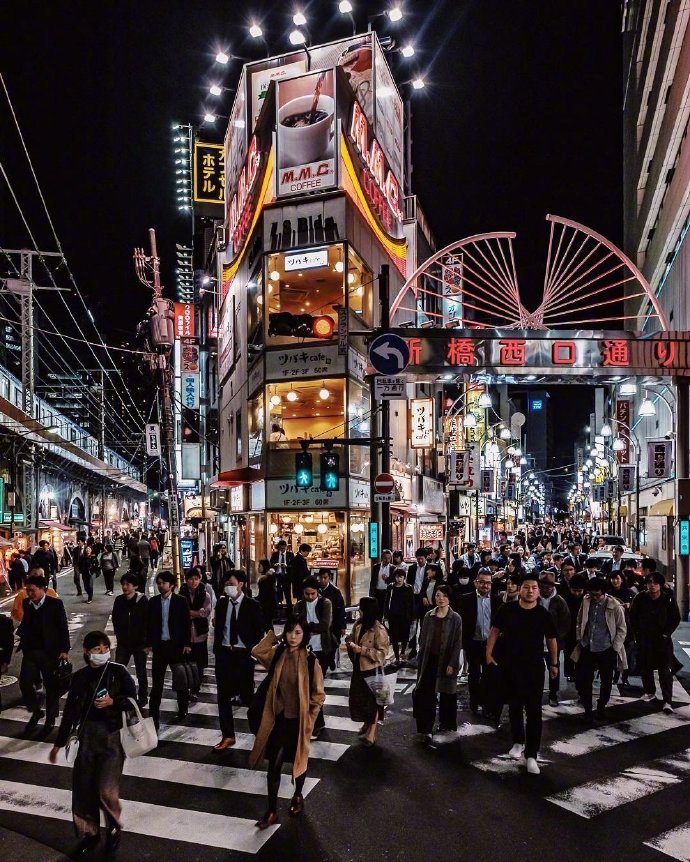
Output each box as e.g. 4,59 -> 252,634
266,344 -> 344,381
265,479 -> 347,509
410,398 -> 434,448
480,468 -> 494,494
193,142 -> 225,216
619,465 -> 636,493
182,372 -> 200,410
174,303 -> 195,339
615,399 -> 632,464
373,330 -> 690,377
145,424 -> 161,457
647,440 -> 673,479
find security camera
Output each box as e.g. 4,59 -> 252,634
652,488 -> 660,497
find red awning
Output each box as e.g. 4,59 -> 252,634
213,467 -> 264,487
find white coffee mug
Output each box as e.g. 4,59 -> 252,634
278,94 -> 334,168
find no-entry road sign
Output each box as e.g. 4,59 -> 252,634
374,472 -> 395,503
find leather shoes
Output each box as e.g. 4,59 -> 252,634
71,834 -> 99,858
105,827 -> 121,850
25,710 -> 44,732
255,811 -> 278,830
172,711 -> 188,723
213,736 -> 236,750
288,794 -> 305,816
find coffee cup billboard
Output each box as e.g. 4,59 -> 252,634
277,69 -> 337,197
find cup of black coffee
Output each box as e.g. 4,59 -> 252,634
278,95 -> 334,168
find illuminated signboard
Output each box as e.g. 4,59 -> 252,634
173,303 -> 195,338
378,330 -> 690,377
228,135 -> 262,253
680,520 -> 690,556
193,142 -> 225,214
531,399 -> 543,411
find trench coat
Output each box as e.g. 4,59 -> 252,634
249,630 -> 325,779
416,608 -> 463,695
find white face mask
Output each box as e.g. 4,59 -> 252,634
225,585 -> 239,599
459,577 -> 470,585
89,650 -> 110,666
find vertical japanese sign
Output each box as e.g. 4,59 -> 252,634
182,373 -> 200,410
480,468 -> 494,494
174,303 -> 195,338
647,440 -> 673,479
145,424 -> 161,457
619,465 -> 636,493
193,142 -> 225,216
615,399 -> 632,464
410,398 -> 434,448
448,450 -> 469,486
442,254 -> 463,327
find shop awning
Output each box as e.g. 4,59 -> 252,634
648,499 -> 674,516
39,520 -> 74,531
214,467 -> 264,486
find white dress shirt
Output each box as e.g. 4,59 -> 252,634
222,592 -> 246,648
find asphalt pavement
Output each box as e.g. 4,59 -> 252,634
1,573 -> 690,862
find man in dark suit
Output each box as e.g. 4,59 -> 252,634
457,568 -> 501,715
213,569 -> 265,750
564,542 -> 587,573
599,545 -> 625,578
17,574 -> 70,733
369,549 -> 393,619
145,570 -> 192,730
317,568 -> 346,661
292,543 -> 311,602
270,539 -> 295,612
406,548 -> 429,657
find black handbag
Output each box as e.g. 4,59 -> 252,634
248,674 -> 270,735
171,661 -> 200,692
53,658 -> 73,696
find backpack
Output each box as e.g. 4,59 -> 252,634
150,538 -> 158,552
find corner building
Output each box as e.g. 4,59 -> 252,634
213,34 -> 442,602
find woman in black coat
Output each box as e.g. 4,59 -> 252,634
49,630 -> 136,856
257,559 -> 278,630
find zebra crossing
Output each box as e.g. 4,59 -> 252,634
0,653 -> 367,856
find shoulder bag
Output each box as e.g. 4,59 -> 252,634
64,664 -> 108,765
171,661 -> 201,692
120,697 -> 158,757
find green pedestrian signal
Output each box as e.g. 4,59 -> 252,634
295,451 -> 313,489
320,451 -> 340,492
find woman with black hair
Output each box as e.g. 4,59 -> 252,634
257,559 -> 278,630
250,619 -> 325,830
346,596 -> 391,746
49,630 -> 136,855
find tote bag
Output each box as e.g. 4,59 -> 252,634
120,697 -> 158,757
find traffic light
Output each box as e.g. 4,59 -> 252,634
268,312 -> 335,339
320,451 -> 340,491
150,298 -> 175,348
295,451 -> 313,489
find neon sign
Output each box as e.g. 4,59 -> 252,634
228,135 -> 261,251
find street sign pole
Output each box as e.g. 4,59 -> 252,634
379,266 -> 392,553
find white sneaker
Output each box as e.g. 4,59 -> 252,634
662,702 -> 674,714
641,693 -> 657,703
508,743 -> 525,760
526,757 -> 541,775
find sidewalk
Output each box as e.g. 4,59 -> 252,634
673,621 -> 690,694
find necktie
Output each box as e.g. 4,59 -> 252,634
229,601 -> 238,646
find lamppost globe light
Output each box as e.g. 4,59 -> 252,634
463,412 -> 477,428
519,456 -> 527,465
478,391 -> 492,408
601,422 -> 612,437
338,0 -> 353,12
401,44 -> 415,58
289,28 -> 306,45
215,51 -> 229,64
249,23 -> 263,38
500,427 -> 512,440
612,437 -> 626,452
528,472 -> 535,480
638,396 -> 657,418
293,11 -> 307,26
388,4 -> 403,21
619,382 -> 637,396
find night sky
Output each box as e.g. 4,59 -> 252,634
1,0 -> 617,473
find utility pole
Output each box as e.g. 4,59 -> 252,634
1,247 -> 64,532
134,229 -> 182,586
379,265 -> 392,552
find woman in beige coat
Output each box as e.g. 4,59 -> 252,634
346,596 -> 391,746
250,619 -> 325,829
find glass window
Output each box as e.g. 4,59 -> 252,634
348,379 -> 371,477
235,409 -> 242,459
267,378 -> 345,442
266,245 -> 344,345
349,514 -> 369,604
347,247 -> 373,325
247,270 -> 264,349
248,393 -> 264,463
269,512 -> 346,587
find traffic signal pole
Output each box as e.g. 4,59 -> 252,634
379,265 -> 392,552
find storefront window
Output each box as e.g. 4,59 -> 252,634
267,378 -> 345,442
266,245 -> 344,345
269,512 -> 346,588
347,247 -> 373,325
348,379 -> 371,477
349,513 -> 369,604
248,393 -> 264,463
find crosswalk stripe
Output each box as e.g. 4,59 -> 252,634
0,735 -> 318,799
644,821 -> 690,861
164,682 -> 356,706
0,778 -> 278,853
471,706 -> 690,772
546,748 -> 690,817
156,698 -> 361,732
0,709 -> 350,761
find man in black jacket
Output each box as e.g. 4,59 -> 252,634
630,572 -> 681,713
458,569 -> 502,714
318,569 -> 346,660
292,543 -> 311,601
369,549 -> 393,619
112,573 -> 149,706
32,540 -> 57,592
17,574 -> 70,733
213,570 -> 265,750
270,540 -> 295,612
145,570 -> 192,730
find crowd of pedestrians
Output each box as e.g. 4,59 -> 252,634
0,525 -> 685,857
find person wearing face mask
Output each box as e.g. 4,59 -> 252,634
293,576 -> 334,738
49,630 -> 136,856
213,570 -> 266,750
17,573 -> 70,735
145,571 -> 192,731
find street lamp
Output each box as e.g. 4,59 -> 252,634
249,22 -> 263,38
203,112 -> 217,124
215,50 -> 229,64
401,44 -> 415,57
388,4 -> 403,21
619,382 -> 637,396
463,412 -> 477,428
601,422 -> 612,437
411,77 -> 425,90
478,391 -> 492,409
638,393 -> 657,418
612,437 -> 626,452
290,28 -> 308,45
